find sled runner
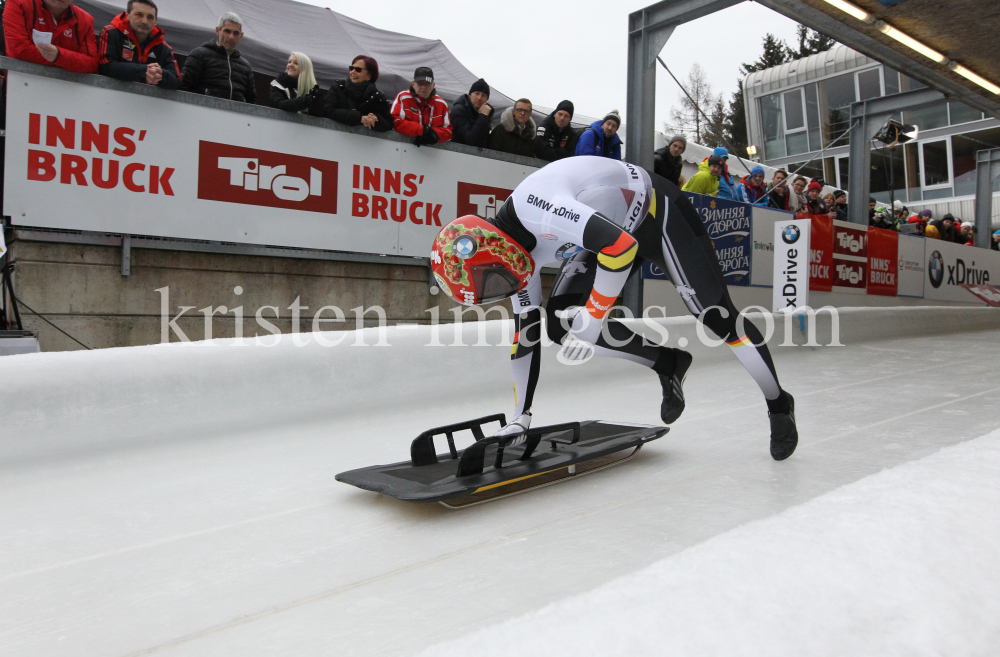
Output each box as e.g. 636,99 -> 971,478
335,414 -> 668,508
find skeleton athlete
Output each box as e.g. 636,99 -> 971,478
430,157 -> 798,460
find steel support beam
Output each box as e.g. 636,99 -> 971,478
846,88 -> 944,225
974,148 -> 1000,249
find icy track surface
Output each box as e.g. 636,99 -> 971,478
3,316 -> 1000,656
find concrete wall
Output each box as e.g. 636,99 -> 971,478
9,238 -> 557,352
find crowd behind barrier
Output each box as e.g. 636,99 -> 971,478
1,0 -> 631,163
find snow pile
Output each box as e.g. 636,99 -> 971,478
416,428 -> 1000,657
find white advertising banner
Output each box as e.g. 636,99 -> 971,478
923,238 -> 1000,303
3,71 -> 540,257
772,219 -> 810,313
896,234 -> 926,298
749,205 -> 792,287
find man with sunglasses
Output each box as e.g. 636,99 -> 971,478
430,157 -> 800,461
390,66 -> 452,146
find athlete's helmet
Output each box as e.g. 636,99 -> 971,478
431,216 -> 535,305
924,225 -> 940,239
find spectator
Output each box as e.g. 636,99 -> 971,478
833,189 -> 848,221
766,169 -> 796,212
489,98 -> 536,157
869,196 -> 877,223
451,78 -> 494,148
269,52 -> 321,115
961,222 -> 976,246
391,66 -> 452,146
871,207 -> 896,230
805,180 -> 825,214
180,12 -> 255,103
929,213 -> 959,243
576,110 -> 622,160
734,164 -> 766,204
822,192 -> 836,218
98,1 -> 179,89
534,100 -> 578,162
792,176 -> 808,210
681,154 -> 723,196
653,134 -> 687,187
906,210 -> 928,235
991,230 -> 1000,251
323,55 -> 392,131
4,0 -> 98,73
711,147 -> 737,200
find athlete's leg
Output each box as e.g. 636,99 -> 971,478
638,176 -> 797,458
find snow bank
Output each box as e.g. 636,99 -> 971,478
416,428 -> 1000,657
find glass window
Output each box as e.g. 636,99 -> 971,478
786,133 -> 809,157
760,93 -> 785,159
818,74 -> 856,147
857,69 -> 881,101
922,188 -> 954,200
838,157 -> 850,190
905,102 -> 948,132
823,157 -> 837,187
951,128 -> 1000,196
805,84 -> 821,152
783,89 -> 805,130
904,142 -> 921,203
992,161 -> 1000,194
949,101 -> 984,126
922,140 -> 950,187
883,68 -> 900,96
870,146 -> 906,202
787,159 -> 825,184
900,75 -> 927,92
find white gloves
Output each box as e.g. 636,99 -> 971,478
556,307 -> 602,364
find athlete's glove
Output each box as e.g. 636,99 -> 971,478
555,307 -> 603,364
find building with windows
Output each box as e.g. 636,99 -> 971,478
744,45 -> 1000,215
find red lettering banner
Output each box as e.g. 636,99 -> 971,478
832,219 -> 868,293
808,215 -> 833,292
867,227 -> 898,296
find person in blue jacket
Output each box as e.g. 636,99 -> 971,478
712,147 -> 737,200
575,109 -> 622,160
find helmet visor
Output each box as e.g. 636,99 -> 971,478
471,264 -> 522,304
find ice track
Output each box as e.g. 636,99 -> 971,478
3,309 -> 1000,656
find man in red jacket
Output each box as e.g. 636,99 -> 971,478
4,0 -> 98,73
391,66 -> 452,146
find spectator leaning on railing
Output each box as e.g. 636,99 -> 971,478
98,0 -> 179,90
534,100 -> 578,162
576,110 -> 622,160
489,97 -> 536,157
766,169 -> 795,212
180,12 -> 255,103
4,0 -> 98,73
833,190 -> 848,222
391,66 -> 452,146
652,133 -> 686,187
681,154 -> 723,196
324,55 -> 392,132
734,164 -> 766,204
805,180 -> 825,214
269,51 -> 321,115
450,78 -> 494,148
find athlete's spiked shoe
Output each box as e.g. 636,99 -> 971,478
768,391 -> 798,461
658,350 -> 693,425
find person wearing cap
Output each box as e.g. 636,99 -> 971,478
450,78 -> 494,148
734,164 -> 767,205
706,147 -> 736,200
681,154 -> 723,196
534,100 -> 579,162
652,134 -> 687,187
575,110 -> 622,160
390,66 -> 453,146
960,222 -> 977,246
489,97 -> 537,158
929,212 -> 959,243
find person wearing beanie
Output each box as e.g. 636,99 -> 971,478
833,189 -> 848,222
653,133 -> 687,186
706,146 -> 736,200
929,212 -> 960,243
682,154 -> 724,196
534,99 -> 579,162
805,179 -> 826,215
489,97 -> 537,157
735,164 -> 767,204
575,109 -> 622,160
450,78 -> 494,147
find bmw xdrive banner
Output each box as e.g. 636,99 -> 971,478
772,219 -> 811,313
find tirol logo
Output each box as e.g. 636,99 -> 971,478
452,235 -> 478,259
781,224 -> 801,244
457,182 -> 513,219
555,243 -> 584,259
928,250 -> 944,288
198,141 -> 338,213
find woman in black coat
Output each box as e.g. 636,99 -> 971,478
323,55 -> 393,132
269,52 -> 322,115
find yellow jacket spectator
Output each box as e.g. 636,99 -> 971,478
681,155 -> 723,196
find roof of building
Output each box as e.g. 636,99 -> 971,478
743,45 -> 876,99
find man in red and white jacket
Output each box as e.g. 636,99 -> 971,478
391,66 -> 453,146
4,0 -> 99,74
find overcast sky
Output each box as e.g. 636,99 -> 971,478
299,0 -> 805,130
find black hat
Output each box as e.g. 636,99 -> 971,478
413,66 -> 434,82
469,78 -> 489,97
555,100 -> 575,118
708,155 -> 725,167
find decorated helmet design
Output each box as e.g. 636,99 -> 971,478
431,216 -> 535,305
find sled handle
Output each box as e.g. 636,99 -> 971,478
456,422 -> 582,477
410,414 -> 507,466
